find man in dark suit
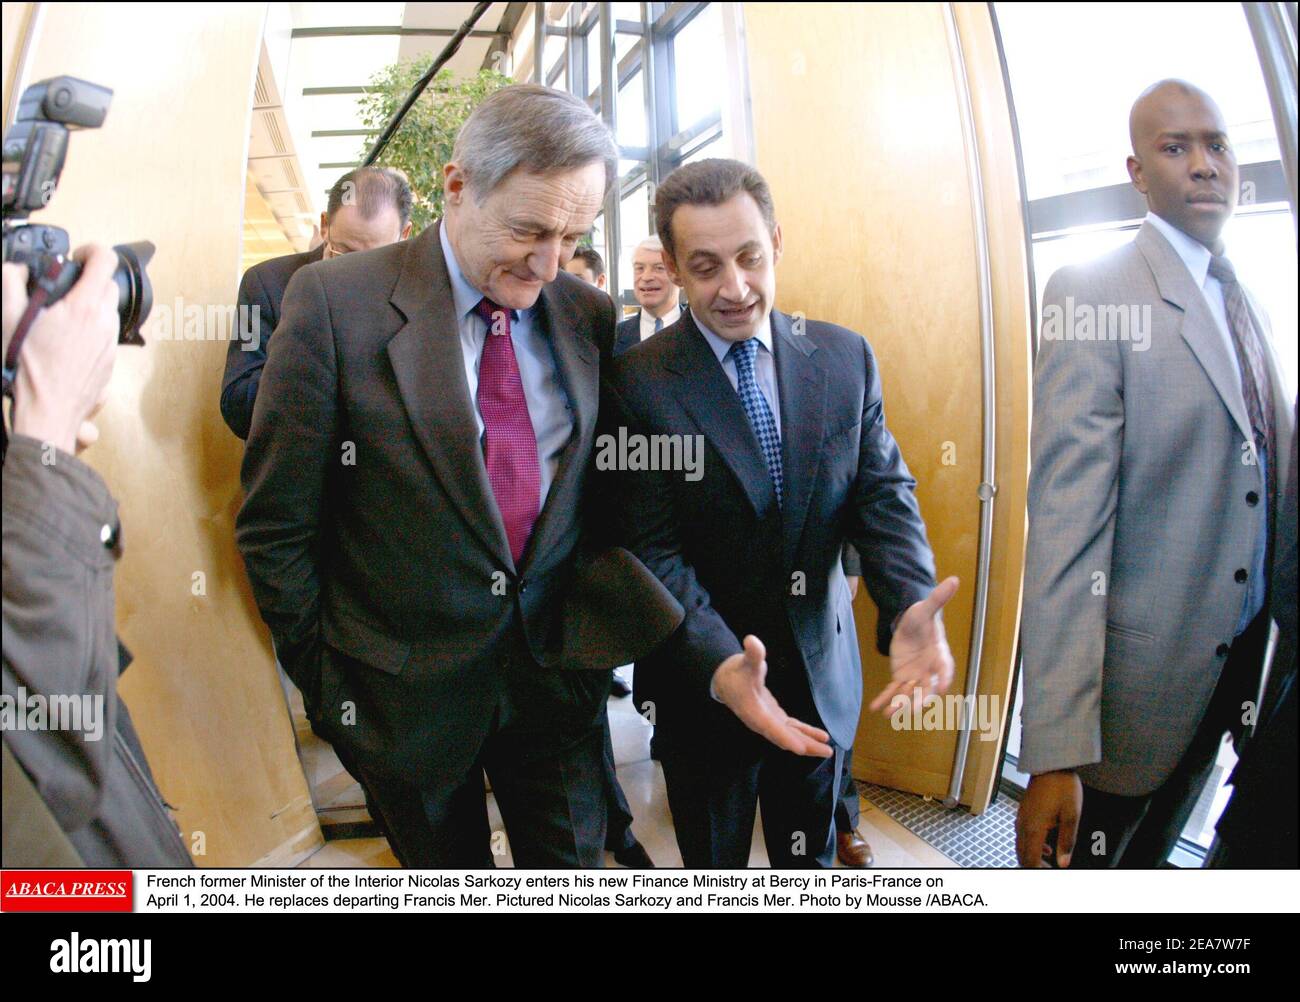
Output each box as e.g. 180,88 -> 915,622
603,159 -> 958,867
236,85 -> 627,867
613,236 -> 682,357
1214,401 -> 1297,867
558,241 -> 655,865
220,166 -> 413,439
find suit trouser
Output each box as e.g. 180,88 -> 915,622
834,746 -> 860,833
660,724 -> 845,868
349,651 -> 611,869
602,713 -> 638,852
1068,608 -> 1268,869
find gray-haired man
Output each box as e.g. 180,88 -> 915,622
237,84 -> 626,866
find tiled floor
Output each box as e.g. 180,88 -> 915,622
297,667 -> 958,869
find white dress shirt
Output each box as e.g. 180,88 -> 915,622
439,223 -> 573,509
640,303 -> 681,342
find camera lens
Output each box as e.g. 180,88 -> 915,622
112,240 -> 153,345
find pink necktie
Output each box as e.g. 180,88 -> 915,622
474,297 -> 540,565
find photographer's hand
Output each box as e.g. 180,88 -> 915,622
2,244 -> 119,454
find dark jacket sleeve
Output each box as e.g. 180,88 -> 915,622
841,544 -> 862,578
235,264 -> 336,705
2,434 -> 121,832
613,316 -> 639,358
2,437 -> 192,867
844,335 -> 937,654
220,264 -> 275,440
602,374 -> 742,702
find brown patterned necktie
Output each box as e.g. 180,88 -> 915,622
1207,254 -> 1275,488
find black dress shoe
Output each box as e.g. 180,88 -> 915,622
613,839 -> 655,868
610,675 -> 632,698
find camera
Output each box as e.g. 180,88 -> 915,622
2,75 -> 153,347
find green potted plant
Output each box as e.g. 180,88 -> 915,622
355,61 -> 513,233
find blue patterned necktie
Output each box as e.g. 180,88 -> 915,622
727,337 -> 783,506
654,315 -> 663,333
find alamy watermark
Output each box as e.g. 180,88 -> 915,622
889,692 -> 1002,742
1,687 -> 105,741
595,426 -> 705,482
145,297 -> 263,352
1041,297 -> 1152,352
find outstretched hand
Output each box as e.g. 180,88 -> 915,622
869,576 -> 959,714
711,635 -> 833,758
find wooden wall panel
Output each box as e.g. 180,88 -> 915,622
7,2 -> 320,864
2,2 -> 35,120
742,1 -> 1030,811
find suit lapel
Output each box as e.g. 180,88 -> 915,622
520,283 -> 598,572
666,312 -> 776,517
385,221 -> 514,568
615,313 -> 641,356
772,311 -> 828,570
1136,221 -> 1254,448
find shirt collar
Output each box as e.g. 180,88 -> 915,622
693,307 -> 774,366
438,220 -> 522,322
1146,211 -> 1214,289
642,303 -> 681,329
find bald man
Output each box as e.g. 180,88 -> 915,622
1016,81 -> 1293,868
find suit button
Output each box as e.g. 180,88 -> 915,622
1235,568 -> 1248,583
1216,643 -> 1230,657
1246,491 -> 1259,506
518,579 -> 528,594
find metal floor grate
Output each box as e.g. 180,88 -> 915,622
858,781 -> 1018,868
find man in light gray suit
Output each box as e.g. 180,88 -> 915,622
1016,80 -> 1294,868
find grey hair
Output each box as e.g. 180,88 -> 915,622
633,235 -> 664,255
451,83 -> 618,200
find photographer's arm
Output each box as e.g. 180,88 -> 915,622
1,250 -> 122,832
234,265 -> 336,706
3,434 -> 121,830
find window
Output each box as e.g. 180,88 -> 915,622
617,71 -> 648,148
619,181 -> 652,305
671,2 -> 724,134
536,3 -> 744,303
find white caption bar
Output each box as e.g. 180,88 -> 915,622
132,868 -> 1300,914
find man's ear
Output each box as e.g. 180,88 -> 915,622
400,221 -> 413,240
1126,154 -> 1147,194
597,274 -> 607,290
771,222 -> 783,267
662,249 -> 684,288
444,163 -> 467,206
319,212 -> 330,241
